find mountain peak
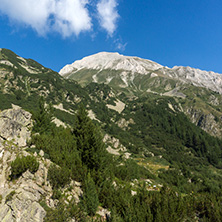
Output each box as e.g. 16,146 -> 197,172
59,52 -> 163,76
60,52 -> 222,94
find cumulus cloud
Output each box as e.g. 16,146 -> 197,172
0,0 -> 92,37
53,0 -> 92,37
97,0 -> 119,36
0,0 -> 54,34
0,0 -> 120,37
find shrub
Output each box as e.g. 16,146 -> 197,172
52,189 -> 62,200
10,155 -> 39,178
47,164 -> 70,189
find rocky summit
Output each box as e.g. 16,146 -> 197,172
60,52 -> 222,94
60,52 -> 163,76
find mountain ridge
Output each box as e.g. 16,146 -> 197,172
59,52 -> 222,94
60,52 -> 163,76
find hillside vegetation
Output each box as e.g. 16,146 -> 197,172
0,49 -> 222,221
29,98 -> 222,221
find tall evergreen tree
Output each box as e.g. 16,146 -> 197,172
72,105 -> 107,173
32,96 -> 54,134
82,173 -> 99,216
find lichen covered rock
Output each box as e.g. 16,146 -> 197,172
0,104 -> 32,147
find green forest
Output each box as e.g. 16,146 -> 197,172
15,98 -> 221,221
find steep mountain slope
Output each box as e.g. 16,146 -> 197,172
0,49 -> 116,124
1,49 -> 222,221
60,52 -> 222,138
1,48 -> 221,170
0,106 -> 85,222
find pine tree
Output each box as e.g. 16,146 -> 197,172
32,96 -> 54,134
73,105 -> 107,173
82,173 -> 99,216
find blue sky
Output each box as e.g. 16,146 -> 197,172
0,0 -> 222,74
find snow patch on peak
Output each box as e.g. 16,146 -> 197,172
59,52 -> 163,76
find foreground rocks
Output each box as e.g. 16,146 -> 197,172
0,149 -> 47,222
0,106 -> 83,222
0,104 -> 32,147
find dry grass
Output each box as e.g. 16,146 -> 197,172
135,157 -> 169,175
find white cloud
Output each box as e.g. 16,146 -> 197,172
53,0 -> 92,37
116,42 -> 127,51
0,0 -> 120,37
97,0 -> 119,36
0,0 -> 54,34
0,0 -> 92,37
114,38 -> 127,51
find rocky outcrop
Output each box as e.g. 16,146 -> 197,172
0,107 -> 83,222
103,134 -> 131,159
117,118 -> 135,130
185,108 -> 222,137
0,147 -> 83,221
0,104 -> 32,147
0,149 -> 47,222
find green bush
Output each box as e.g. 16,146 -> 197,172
47,164 -> 70,189
52,189 -> 62,200
10,155 -> 39,178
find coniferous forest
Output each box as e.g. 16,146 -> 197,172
20,98 -> 222,221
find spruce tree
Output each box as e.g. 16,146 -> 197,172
32,96 -> 54,134
82,173 -> 99,216
73,105 -> 107,173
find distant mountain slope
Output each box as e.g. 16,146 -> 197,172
0,48 -> 222,169
59,52 -> 222,138
60,52 -> 222,94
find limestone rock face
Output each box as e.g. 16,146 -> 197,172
0,107 -> 49,221
103,134 -> 131,158
0,149 -> 84,222
185,108 -> 222,137
0,148 -> 83,222
59,52 -> 163,76
0,149 -> 47,222
0,106 -> 84,222
1,193 -> 46,222
0,105 -> 32,147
